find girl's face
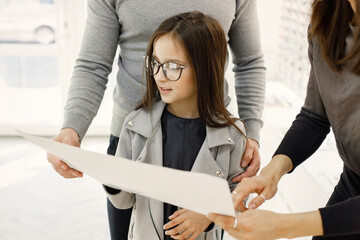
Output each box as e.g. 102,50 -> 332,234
152,33 -> 198,117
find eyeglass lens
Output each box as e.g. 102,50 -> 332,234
150,58 -> 182,81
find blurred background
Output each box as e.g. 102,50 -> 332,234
0,0 -> 342,239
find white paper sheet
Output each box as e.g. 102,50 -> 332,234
16,129 -> 235,217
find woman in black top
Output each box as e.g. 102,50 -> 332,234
208,0 -> 360,239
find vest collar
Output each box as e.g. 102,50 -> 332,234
125,100 -> 235,148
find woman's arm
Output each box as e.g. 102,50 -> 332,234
208,209 -> 323,240
233,27 -> 332,210
232,109 -> 330,211
213,197 -> 360,238
320,196 -> 360,236
274,110 -> 330,172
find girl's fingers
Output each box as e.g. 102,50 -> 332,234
169,208 -> 186,219
165,222 -> 187,236
170,228 -> 193,239
164,216 -> 184,230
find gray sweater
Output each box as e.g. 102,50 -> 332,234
303,24 -> 360,176
62,0 -> 266,142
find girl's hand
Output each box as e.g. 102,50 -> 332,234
163,209 -> 212,240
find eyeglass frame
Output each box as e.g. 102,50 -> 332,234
144,55 -> 191,81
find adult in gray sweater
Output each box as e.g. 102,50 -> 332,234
47,0 -> 266,239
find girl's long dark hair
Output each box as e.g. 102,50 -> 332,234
137,11 -> 245,135
310,0 -> 360,76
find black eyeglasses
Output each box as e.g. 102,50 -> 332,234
145,55 -> 191,81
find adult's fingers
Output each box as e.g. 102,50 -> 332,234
46,128 -> 83,178
240,139 -> 253,168
241,138 -> 260,167
232,191 -> 248,212
232,162 -> 260,183
232,178 -> 261,211
248,192 -> 268,209
232,139 -> 261,182
47,153 -> 83,178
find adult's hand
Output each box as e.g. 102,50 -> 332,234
232,138 -> 260,182
231,174 -> 277,212
208,209 -> 323,240
208,210 -> 282,240
47,128 -> 83,178
231,155 -> 293,212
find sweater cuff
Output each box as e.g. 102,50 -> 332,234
319,197 -> 360,237
242,119 -> 262,144
62,112 -> 92,141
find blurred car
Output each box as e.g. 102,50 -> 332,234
0,0 -> 56,44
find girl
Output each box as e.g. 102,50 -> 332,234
104,11 -> 246,240
210,0 -> 360,239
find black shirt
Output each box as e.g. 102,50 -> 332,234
161,108 -> 206,239
274,109 -> 360,237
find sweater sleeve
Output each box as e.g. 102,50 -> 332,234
274,110 -> 330,172
274,27 -> 331,171
320,196 -> 360,236
62,0 -> 120,140
228,0 -> 266,143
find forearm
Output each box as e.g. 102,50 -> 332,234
63,0 -> 120,140
235,71 -> 265,143
274,110 -> 330,172
277,210 -> 323,239
229,0 -> 265,143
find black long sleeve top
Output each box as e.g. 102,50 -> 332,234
274,109 -> 360,237
272,22 -> 360,237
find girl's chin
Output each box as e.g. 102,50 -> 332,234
160,96 -> 171,104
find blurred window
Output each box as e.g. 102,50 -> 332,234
0,0 -> 60,131
0,0 -> 56,44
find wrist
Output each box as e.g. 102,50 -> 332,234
61,128 -> 80,140
275,213 -> 293,239
248,137 -> 260,148
260,154 -> 293,184
279,211 -> 323,239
